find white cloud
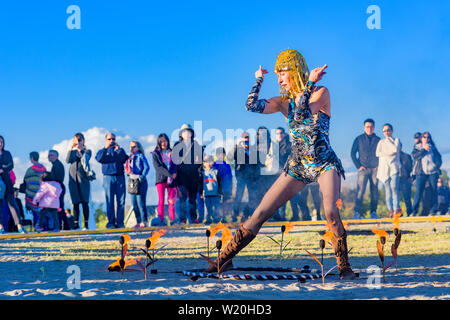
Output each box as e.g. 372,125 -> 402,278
13,127 -> 158,211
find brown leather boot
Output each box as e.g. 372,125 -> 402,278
204,226 -> 256,273
331,230 -> 356,280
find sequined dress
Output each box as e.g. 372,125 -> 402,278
284,98 -> 345,184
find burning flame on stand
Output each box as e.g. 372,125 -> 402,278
372,229 -> 388,243
207,222 -> 226,238
108,257 -> 137,270
392,211 -> 402,231
219,226 -> 233,244
108,234 -> 135,272
207,222 -> 233,246
146,229 -> 167,249
283,222 -> 295,234
322,230 -> 334,248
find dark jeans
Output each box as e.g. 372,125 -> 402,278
178,184 -> 198,223
205,195 -> 221,222
103,175 -> 126,228
413,173 -> 439,215
130,178 -> 148,224
354,167 -> 379,214
38,208 -> 59,230
233,175 -> 258,219
197,193 -> 205,222
399,177 -> 413,215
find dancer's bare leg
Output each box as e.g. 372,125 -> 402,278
317,169 -> 345,237
243,173 -> 306,235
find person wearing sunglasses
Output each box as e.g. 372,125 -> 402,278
411,131 -> 442,216
95,133 -> 129,228
375,123 -> 402,218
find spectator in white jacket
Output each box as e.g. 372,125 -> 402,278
376,123 -> 402,218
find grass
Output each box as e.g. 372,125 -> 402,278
0,221 -> 448,265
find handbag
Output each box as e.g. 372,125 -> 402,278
128,177 -> 141,195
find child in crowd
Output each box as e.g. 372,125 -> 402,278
213,147 -> 233,222
202,154 -> 221,224
32,173 -> 62,232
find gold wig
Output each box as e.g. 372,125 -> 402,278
274,50 -> 309,101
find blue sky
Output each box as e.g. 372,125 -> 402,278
1,0 -> 449,168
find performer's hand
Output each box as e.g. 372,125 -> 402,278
255,65 -> 268,79
309,64 -> 327,83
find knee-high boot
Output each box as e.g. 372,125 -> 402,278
330,230 -> 356,279
204,226 -> 256,273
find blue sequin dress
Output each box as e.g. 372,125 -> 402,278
284,98 -> 345,184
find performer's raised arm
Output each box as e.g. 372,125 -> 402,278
245,65 -> 281,114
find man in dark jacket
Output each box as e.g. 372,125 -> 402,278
172,124 -> 203,224
47,150 -> 69,229
351,118 -> 380,219
95,133 -> 129,228
230,132 -> 259,221
399,151 -> 413,216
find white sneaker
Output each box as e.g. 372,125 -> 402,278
370,211 -> 380,219
354,212 -> 361,219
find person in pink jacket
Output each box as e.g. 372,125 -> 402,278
33,173 -> 62,232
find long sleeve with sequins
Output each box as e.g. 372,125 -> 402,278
245,77 -> 268,113
293,81 -> 315,121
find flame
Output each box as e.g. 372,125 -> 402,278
392,211 -> 402,230
336,199 -> 343,210
284,222 -> 295,234
206,223 -> 234,245
147,229 -> 167,249
372,229 -> 388,242
121,234 -> 131,245
108,257 -> 137,269
321,230 -> 334,247
219,226 -> 233,244
208,222 -> 226,238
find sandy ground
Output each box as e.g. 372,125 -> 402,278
0,223 -> 449,300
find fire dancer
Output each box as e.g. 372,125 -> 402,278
205,50 -> 356,279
